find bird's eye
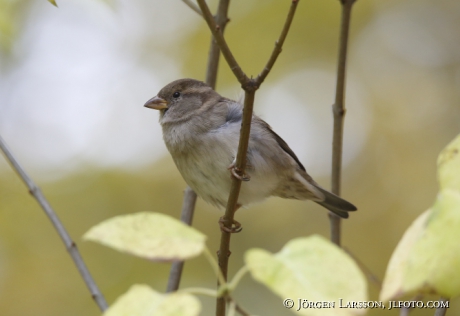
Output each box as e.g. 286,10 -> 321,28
173,92 -> 181,98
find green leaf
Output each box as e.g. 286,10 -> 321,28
47,0 -> 58,7
380,210 -> 430,301
245,235 -> 367,316
381,134 -> 460,300
382,191 -> 460,300
83,212 -> 206,261
405,190 -> 460,297
437,134 -> 460,192
104,284 -> 201,316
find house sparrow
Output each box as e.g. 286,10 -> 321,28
144,78 -> 357,232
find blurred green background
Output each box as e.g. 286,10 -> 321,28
1,0 -> 460,315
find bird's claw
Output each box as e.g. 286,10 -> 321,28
227,163 -> 250,181
219,217 -> 243,233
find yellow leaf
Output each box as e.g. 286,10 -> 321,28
380,210 -> 430,301
245,235 -> 368,316
104,284 -> 201,316
84,212 -> 206,261
437,134 -> 460,192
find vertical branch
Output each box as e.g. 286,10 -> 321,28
216,87 -> 256,316
206,0 -> 231,88
0,135 -> 108,311
197,0 -> 248,85
166,0 -> 232,293
330,0 -> 356,246
400,308 -> 411,316
434,298 -> 449,316
166,187 -> 197,292
196,1 -> 299,314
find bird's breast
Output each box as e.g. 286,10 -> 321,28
161,121 -> 282,208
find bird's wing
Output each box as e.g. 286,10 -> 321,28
253,117 -> 357,218
260,120 -> 307,172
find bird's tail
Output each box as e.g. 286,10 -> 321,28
314,185 -> 357,219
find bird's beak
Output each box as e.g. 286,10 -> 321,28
144,96 -> 168,110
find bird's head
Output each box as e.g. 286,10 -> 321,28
144,78 -> 220,123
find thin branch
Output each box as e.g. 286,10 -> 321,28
434,298 -> 449,316
216,88 -> 256,316
398,295 -> 423,316
166,187 -> 197,292
181,0 -> 203,16
400,307 -> 411,316
330,0 -> 356,246
167,0 -> 232,294
0,135 -> 108,311
205,0 -> 231,88
256,0 -> 299,84
195,1 -> 300,315
196,0 -> 248,85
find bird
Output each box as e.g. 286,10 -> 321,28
144,78 -> 357,232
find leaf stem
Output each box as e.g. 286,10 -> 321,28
228,266 -> 249,291
228,297 -> 251,316
179,287 -> 218,297
203,247 -> 227,291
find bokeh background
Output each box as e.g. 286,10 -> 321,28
1,0 -> 460,315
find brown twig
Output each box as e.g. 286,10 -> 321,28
196,0 -> 247,85
215,88 -> 256,315
166,0 -> 232,294
181,0 -> 202,16
434,298 -> 449,316
194,1 -> 300,315
0,135 -> 108,311
398,295 -> 449,316
330,0 -> 356,246
400,307 -> 411,316
166,187 -> 197,292
398,295 -> 423,316
205,0 -> 231,88
257,0 -> 299,84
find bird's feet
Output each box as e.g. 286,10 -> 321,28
227,162 -> 250,181
219,217 -> 243,233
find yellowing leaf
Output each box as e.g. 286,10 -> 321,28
104,284 -> 201,316
404,190 -> 460,297
83,212 -> 206,261
381,134 -> 460,301
380,210 -> 430,301
245,235 -> 367,316
437,134 -> 460,192
47,0 -> 58,7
